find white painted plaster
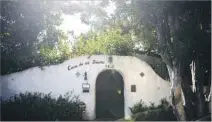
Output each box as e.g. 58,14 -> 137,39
1,55 -> 171,120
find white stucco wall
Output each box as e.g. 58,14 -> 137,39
0,55 -> 171,120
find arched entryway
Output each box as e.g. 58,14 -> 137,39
95,70 -> 124,120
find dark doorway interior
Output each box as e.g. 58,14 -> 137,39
95,70 -> 124,120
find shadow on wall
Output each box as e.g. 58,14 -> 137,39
135,54 -> 169,81
0,79 -> 16,100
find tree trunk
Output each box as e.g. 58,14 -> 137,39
181,74 -> 196,120
195,81 -> 206,117
167,65 -> 187,121
194,59 -> 207,117
208,86 -> 211,113
204,75 -> 211,113
190,61 -> 196,93
196,88 -> 206,117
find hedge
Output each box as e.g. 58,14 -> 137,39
1,91 -> 86,121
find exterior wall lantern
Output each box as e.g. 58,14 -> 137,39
82,71 -> 90,93
82,82 -> 90,93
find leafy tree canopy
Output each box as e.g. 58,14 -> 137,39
1,0 -> 70,75
72,27 -> 135,57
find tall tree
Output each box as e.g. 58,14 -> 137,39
76,0 -> 211,120
1,0 -> 65,74
110,1 -> 211,120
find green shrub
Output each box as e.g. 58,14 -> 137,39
1,91 -> 86,121
130,99 -> 177,121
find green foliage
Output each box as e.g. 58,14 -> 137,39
130,99 -> 177,121
39,32 -> 72,65
130,100 -> 150,115
72,27 -> 135,56
1,92 -> 86,121
0,0 -> 66,75
89,0 -> 210,72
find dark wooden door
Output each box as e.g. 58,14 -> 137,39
96,70 -> 124,119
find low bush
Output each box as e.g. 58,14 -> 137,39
130,99 -> 177,121
1,91 -> 86,121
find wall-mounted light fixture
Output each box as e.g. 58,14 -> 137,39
82,82 -> 90,93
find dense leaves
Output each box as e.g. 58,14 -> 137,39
72,27 -> 135,56
1,0 -> 211,120
109,1 -> 211,120
39,33 -> 72,66
0,0 -> 68,75
1,92 -> 86,121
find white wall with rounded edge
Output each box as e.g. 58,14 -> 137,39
0,55 -> 171,120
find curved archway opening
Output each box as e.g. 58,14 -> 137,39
95,69 -> 124,120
